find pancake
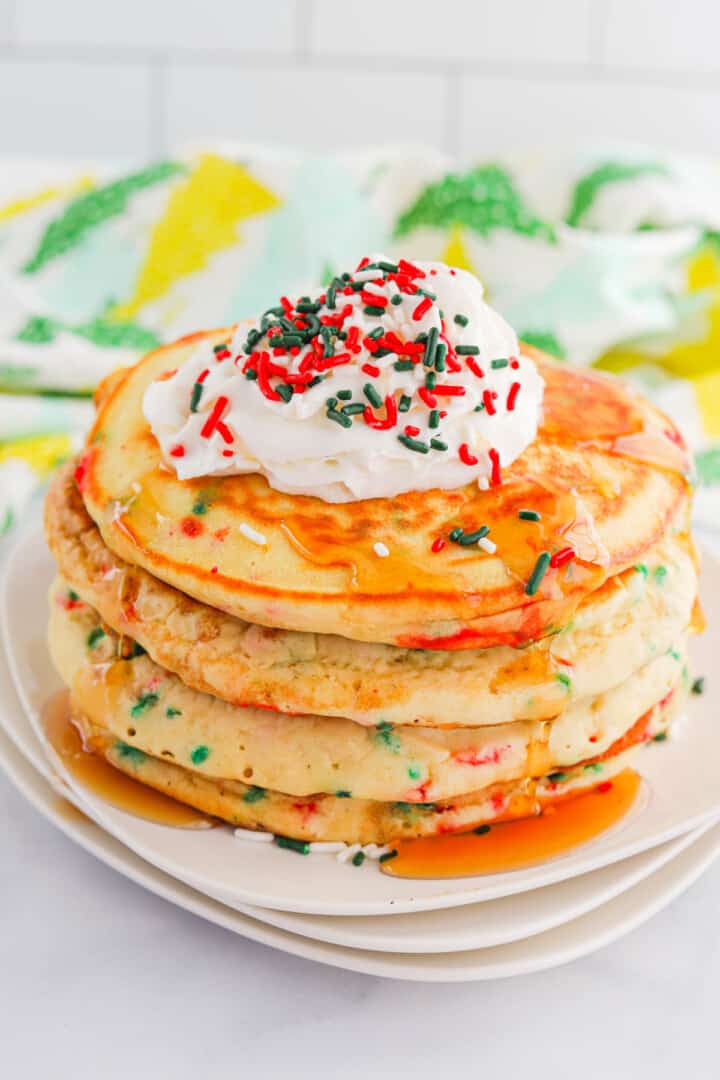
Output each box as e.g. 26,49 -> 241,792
47,463 -> 698,728
69,707 -> 675,844
49,578 -> 685,804
78,333 -> 691,649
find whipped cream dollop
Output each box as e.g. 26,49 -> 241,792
143,256 -> 544,502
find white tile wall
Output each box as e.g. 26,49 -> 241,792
1,0 -> 720,159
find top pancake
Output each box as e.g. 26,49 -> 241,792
79,332 -> 691,648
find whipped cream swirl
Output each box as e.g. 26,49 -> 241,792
144,257 -> 544,502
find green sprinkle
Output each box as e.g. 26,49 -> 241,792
456,345 -> 479,355
326,396 -> 338,409
86,626 -> 106,649
390,294 -> 403,305
555,672 -> 572,690
342,403 -> 366,416
296,300 -> 321,314
425,370 -> 437,389
375,721 -> 401,753
67,589 -> 79,601
429,409 -> 440,429
364,305 -> 385,316
653,731 -> 668,742
189,382 -> 204,412
165,706 -> 182,718
491,358 -> 509,369
417,287 -> 436,300
547,771 -> 568,782
244,368 -> 258,380
635,563 -> 648,577
243,786 -> 266,803
379,850 -> 398,863
518,509 -> 541,521
276,383 -> 294,403
408,766 -> 421,780
474,403 -> 485,412
457,525 -> 489,546
583,762 -> 603,774
129,641 -> 146,658
473,824 -> 491,835
368,327 -> 384,340
424,326 -> 439,368
373,347 -> 393,358
691,676 -> 705,695
130,692 -> 159,718
449,527 -> 463,541
435,344 -> 447,372
378,260 -> 398,272
430,437 -> 448,451
115,742 -> 147,764
192,499 -> 209,515
275,836 -> 310,855
393,360 -> 415,371
326,408 -> 352,428
335,790 -> 352,798
668,647 -> 681,661
454,314 -> 469,327
336,389 -> 352,400
653,565 -> 667,585
398,394 -> 412,412
398,434 -> 429,454
326,284 -> 337,310
352,851 -> 366,867
364,383 -> 383,408
526,552 -> 551,596
190,745 -> 210,765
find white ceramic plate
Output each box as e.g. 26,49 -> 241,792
2,723 -> 720,982
5,514 -> 720,916
0,631 -> 707,953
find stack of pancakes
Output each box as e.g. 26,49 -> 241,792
45,333 -> 698,844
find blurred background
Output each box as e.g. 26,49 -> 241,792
1,0 -> 719,157
1,0 -> 719,536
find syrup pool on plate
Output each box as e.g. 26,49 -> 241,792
41,690 -> 214,830
382,770 -> 641,879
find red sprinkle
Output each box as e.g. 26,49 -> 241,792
433,384 -> 466,397
482,389 -> 497,415
361,363 -> 380,377
356,256 -> 370,271
489,447 -> 502,486
506,381 -> 521,411
346,326 -> 362,353
169,445 -> 185,458
404,425 -> 420,437
597,781 -> 614,794
459,443 -> 479,466
550,546 -> 576,569
418,386 -> 437,408
222,449 -> 234,457
315,352 -> 351,372
466,357 -> 485,379
398,258 -> 426,279
200,395 -> 231,438
412,297 -> 433,321
360,290 -> 388,307
196,368 -> 210,383
363,394 -> 398,431
181,517 -> 203,538
431,537 -> 446,553
510,357 -> 520,369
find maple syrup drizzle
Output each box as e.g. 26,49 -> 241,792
382,769 -> 641,879
41,690 -> 213,830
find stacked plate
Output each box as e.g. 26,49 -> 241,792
2,515 -> 720,982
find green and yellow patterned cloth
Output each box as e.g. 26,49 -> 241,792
1,143 -> 719,536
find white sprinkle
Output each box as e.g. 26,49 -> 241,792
239,523 -> 267,546
131,481 -> 141,494
373,542 -> 390,558
233,827 -> 273,843
477,476 -> 490,491
101,566 -> 121,581
478,536 -> 496,554
336,843 -> 362,864
307,841 -> 347,854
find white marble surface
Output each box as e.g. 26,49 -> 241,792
1,771 -> 719,1080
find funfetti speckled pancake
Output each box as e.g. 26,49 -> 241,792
48,578 -> 687,804
47,463 -> 698,728
78,332 -> 692,649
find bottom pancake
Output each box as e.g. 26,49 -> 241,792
67,694 -> 677,844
